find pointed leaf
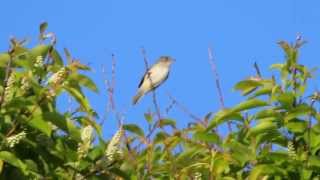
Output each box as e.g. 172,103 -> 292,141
249,121 -> 277,136
0,151 -> 28,175
28,115 -> 52,136
193,131 -> 221,144
123,124 -> 144,137
69,74 -> 98,93
159,118 -> 176,128
232,99 -> 268,113
39,22 -> 48,34
207,108 -> 242,130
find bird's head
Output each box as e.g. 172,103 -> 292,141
159,56 -> 175,66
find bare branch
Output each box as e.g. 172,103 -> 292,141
208,47 -> 232,132
166,93 -> 204,124
140,48 -> 161,120
254,62 -> 262,78
101,54 -> 117,126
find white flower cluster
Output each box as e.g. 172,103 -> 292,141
3,72 -> 16,104
34,56 -> 44,68
75,173 -> 85,180
48,67 -> 68,85
105,126 -> 124,162
77,125 -> 94,158
81,125 -> 94,142
45,89 -> 56,100
287,141 -> 297,160
193,172 -> 202,180
6,131 -> 27,148
21,77 -> 31,93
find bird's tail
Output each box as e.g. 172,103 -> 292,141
132,90 -> 144,105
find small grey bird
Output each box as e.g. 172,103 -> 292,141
133,56 -> 174,105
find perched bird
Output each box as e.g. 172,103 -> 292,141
132,56 -> 174,105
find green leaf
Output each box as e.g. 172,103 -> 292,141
39,22 -> 48,34
64,86 -> 92,113
144,113 -> 153,124
193,131 -> 221,144
29,45 -> 50,59
87,144 -> 105,161
0,151 -> 28,175
286,120 -> 307,133
69,74 -> 98,93
232,99 -> 268,113
154,131 -> 169,144
276,92 -> 295,109
49,48 -> 64,68
123,124 -> 144,137
28,115 -> 52,136
270,63 -> 284,71
24,159 -> 39,173
278,41 -> 292,57
249,164 -> 287,180
234,80 -> 262,95
249,86 -> 273,99
0,53 -> 10,67
248,121 -> 277,136
284,104 -> 314,122
175,147 -> 202,163
227,140 -> 252,166
308,155 -> 320,169
159,118 -> 176,128
256,130 -> 283,146
109,167 -> 130,179
207,108 -> 242,130
66,118 -> 81,141
255,109 -> 280,119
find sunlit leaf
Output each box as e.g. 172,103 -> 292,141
39,22 -> 48,34
159,119 -> 176,128
207,108 -> 242,130
0,151 -> 28,175
193,131 -> 221,144
249,164 -> 287,180
123,124 -> 144,137
69,74 -> 98,93
28,115 -> 52,136
248,121 -> 277,136
232,99 -> 268,113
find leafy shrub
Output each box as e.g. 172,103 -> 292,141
0,24 -> 320,179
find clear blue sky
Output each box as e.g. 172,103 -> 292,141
1,0 -> 320,137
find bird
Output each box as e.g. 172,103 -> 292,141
132,56 -> 174,105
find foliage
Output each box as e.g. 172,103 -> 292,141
1,24 -> 320,179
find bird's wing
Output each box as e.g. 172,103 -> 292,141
138,70 -> 151,88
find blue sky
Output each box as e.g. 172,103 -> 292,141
1,0 -> 320,137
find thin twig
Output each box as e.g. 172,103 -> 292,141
166,93 -> 203,124
254,62 -> 262,78
208,47 -> 232,132
140,48 -> 161,121
101,54 -> 117,126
